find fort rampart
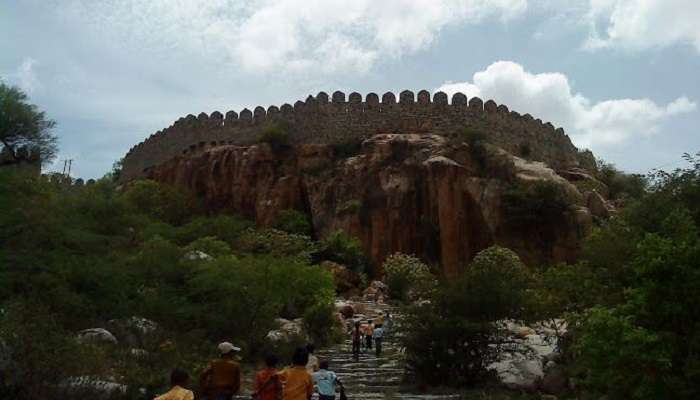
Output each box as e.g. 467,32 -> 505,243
121,90 -> 591,181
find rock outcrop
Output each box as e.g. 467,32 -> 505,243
148,133 -> 596,277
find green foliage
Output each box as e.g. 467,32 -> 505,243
457,128 -> 490,168
274,209 -> 312,236
596,160 -> 647,200
382,253 -> 435,302
184,236 -> 232,257
531,153 -> 700,399
502,180 -> 571,227
187,255 -> 334,354
0,82 -> 58,166
303,301 -> 341,346
256,123 -> 290,150
0,300 -> 105,400
238,228 -> 318,263
122,179 -> 202,225
319,230 -> 366,273
0,167 -> 344,397
403,246 -> 533,386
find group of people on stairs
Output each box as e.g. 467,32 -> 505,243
154,343 -> 345,400
351,311 -> 390,359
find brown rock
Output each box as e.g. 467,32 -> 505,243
149,134 -> 593,277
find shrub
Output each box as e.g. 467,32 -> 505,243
121,179 -> 201,225
319,230 -> 365,273
403,246 -> 533,386
184,236 -> 231,258
256,124 -> 290,150
237,228 -> 318,263
274,209 -> 312,236
382,253 -> 435,301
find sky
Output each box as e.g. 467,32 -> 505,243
2,0 -> 699,179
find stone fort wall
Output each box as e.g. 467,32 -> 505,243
121,90 -> 590,181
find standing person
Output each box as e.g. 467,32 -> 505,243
305,344 -> 319,373
312,360 -> 340,400
373,324 -> 384,356
155,368 -> 195,400
199,342 -> 242,400
351,322 -> 361,359
365,320 -> 374,350
254,354 -> 281,400
278,347 -> 313,400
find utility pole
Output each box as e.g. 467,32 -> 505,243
62,160 -> 67,175
67,159 -> 73,178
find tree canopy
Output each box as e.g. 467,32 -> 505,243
0,81 -> 57,166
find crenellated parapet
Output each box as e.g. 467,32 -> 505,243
121,90 -> 582,181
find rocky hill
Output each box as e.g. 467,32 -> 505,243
144,128 -> 610,277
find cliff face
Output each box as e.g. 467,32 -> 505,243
148,134 -> 597,277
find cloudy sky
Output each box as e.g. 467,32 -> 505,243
2,0 -> 699,178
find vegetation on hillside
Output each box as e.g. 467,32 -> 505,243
396,151 -> 700,399
0,168 -> 341,399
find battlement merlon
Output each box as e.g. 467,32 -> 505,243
120,90 -> 587,181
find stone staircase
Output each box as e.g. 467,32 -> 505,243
231,300 -> 460,400
312,301 -> 459,400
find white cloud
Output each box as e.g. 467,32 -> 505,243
13,58 -> 40,93
584,0 -> 700,52
57,0 -> 528,74
437,61 -> 697,149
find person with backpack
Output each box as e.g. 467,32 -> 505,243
253,354 -> 281,400
312,360 -> 342,400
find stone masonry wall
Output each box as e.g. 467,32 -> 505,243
121,90 -> 585,181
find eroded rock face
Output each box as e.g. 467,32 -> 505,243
148,134 -> 595,277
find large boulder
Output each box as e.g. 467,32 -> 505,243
76,328 -> 117,345
266,318 -> 305,343
106,317 -> 159,347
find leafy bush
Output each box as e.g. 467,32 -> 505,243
184,236 -> 232,257
596,160 -> 647,200
256,124 -> 290,150
274,209 -> 312,236
238,228 -> 318,263
382,253 -> 435,301
319,230 -> 365,273
121,179 -> 201,225
403,246 -> 533,386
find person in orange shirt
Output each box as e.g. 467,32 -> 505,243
254,354 -> 281,400
199,342 -> 242,400
278,347 -> 313,400
155,368 -> 195,400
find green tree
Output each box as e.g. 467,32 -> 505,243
0,82 -> 58,166
403,246 -> 533,386
382,253 -> 435,301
